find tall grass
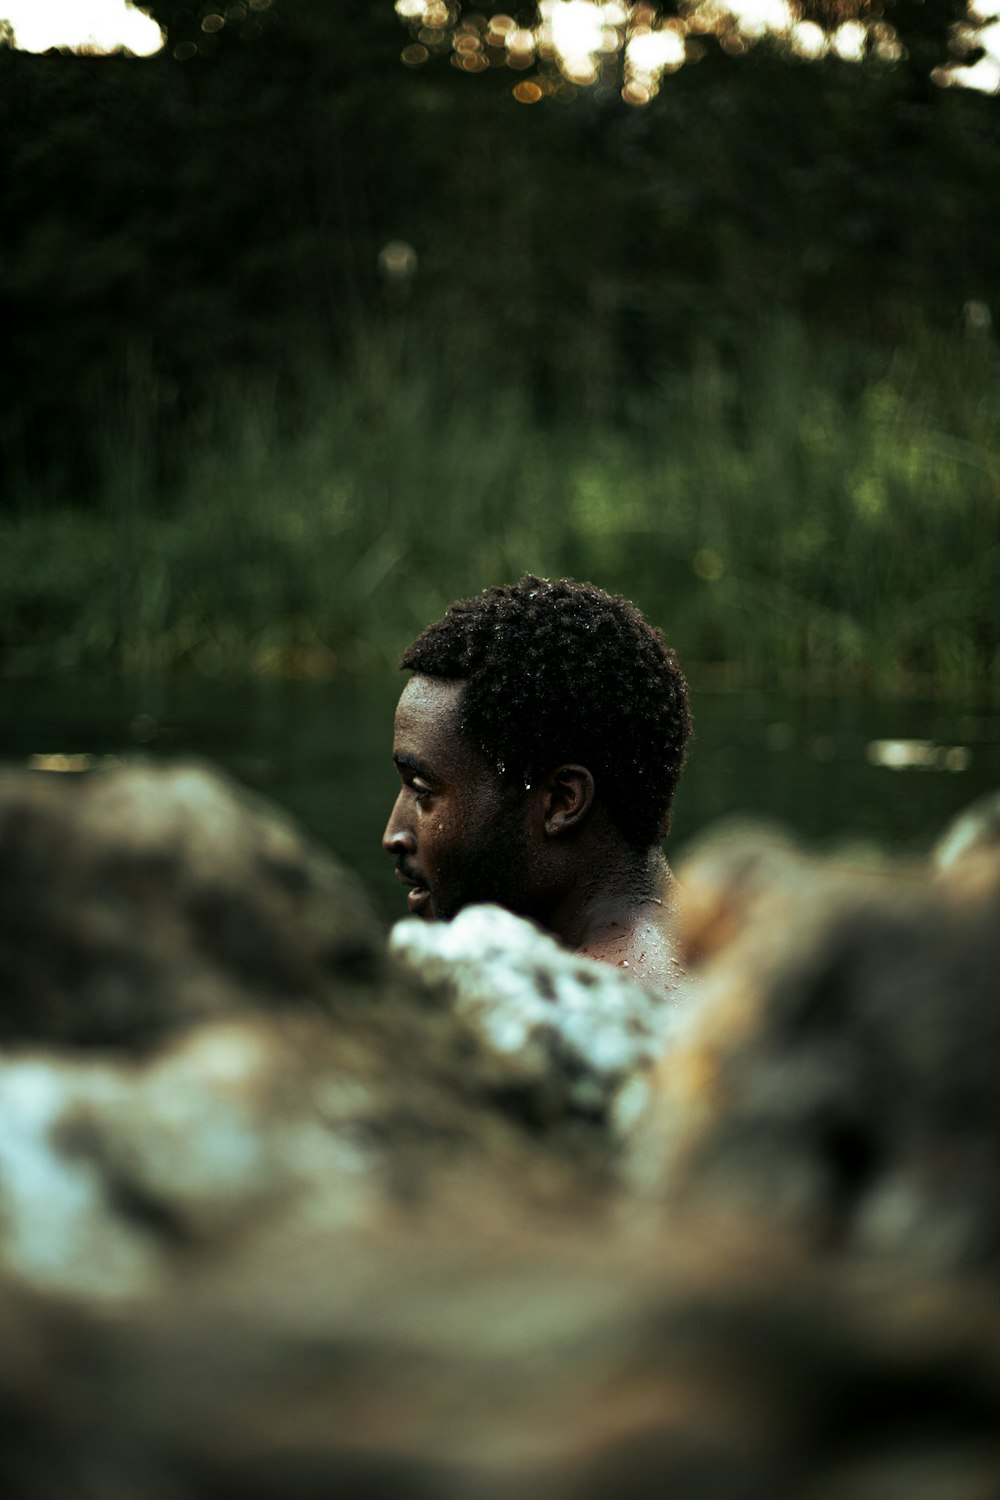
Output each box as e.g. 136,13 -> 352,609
3,315 -> 998,694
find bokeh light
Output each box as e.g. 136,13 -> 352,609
394,0 -> 1000,99
831,18 -> 866,61
790,19 -> 826,57
954,0 -> 1000,91
3,0 -> 164,55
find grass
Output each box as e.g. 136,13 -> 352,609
3,314 -> 998,695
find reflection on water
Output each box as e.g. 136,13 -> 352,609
867,738 -> 972,772
3,677 -> 997,923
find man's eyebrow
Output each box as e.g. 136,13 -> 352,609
393,752 -> 436,781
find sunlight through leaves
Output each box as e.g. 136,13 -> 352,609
393,0 -> 995,98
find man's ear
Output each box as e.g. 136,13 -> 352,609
541,765 -> 595,837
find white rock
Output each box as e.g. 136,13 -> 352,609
0,1059 -> 159,1301
390,905 -> 675,1129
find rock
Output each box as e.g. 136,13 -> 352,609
391,904 -> 679,1133
0,763 -> 641,1303
637,822 -> 1000,1271
934,790 -> 1000,901
2,770 -> 1000,1496
0,1017 -> 393,1302
0,760 -> 382,1050
3,1217 -> 1000,1500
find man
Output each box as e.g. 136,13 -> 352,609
382,577 -> 691,994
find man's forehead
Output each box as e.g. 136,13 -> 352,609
395,675 -> 464,714
396,673 -> 466,726
393,676 -> 483,775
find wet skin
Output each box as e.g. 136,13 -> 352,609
382,674 -> 683,995
382,677 -> 532,923
575,882 -> 685,993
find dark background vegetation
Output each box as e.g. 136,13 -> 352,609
2,0 -> 998,691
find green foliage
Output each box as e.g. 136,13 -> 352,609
2,316 -> 996,694
2,7 -> 997,693
3,13 -> 1000,491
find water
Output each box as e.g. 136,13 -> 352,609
3,676 -> 997,923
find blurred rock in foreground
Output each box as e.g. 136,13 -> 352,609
5,1217 -> 1000,1500
639,818 -> 1000,1272
0,762 -> 661,1303
0,760 -> 382,1049
1,763 -> 999,1498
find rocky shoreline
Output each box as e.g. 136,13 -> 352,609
1,761 -> 998,1497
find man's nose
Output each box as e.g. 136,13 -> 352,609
382,795 -> 416,857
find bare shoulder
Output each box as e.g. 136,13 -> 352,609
579,907 -> 685,998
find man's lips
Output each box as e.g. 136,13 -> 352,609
394,866 -> 432,915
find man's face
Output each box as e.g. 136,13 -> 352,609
382,675 -> 531,921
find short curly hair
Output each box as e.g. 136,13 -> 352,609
400,577 -> 691,846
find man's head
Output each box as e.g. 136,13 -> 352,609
382,576 -> 691,922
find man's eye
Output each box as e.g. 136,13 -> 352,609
412,781 -> 434,803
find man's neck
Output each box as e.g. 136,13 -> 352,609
546,843 -> 673,953
570,846 -> 682,994
523,841 -> 680,996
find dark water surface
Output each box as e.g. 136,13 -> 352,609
3,677 -> 997,922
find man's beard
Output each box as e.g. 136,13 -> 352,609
434,795 -> 535,924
